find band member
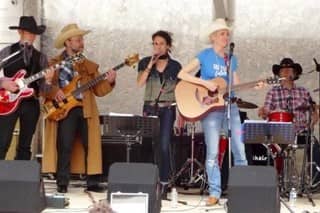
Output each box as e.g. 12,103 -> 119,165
177,18 -> 247,206
137,30 -> 181,196
258,58 -> 319,134
0,16 -> 51,160
41,23 -> 116,193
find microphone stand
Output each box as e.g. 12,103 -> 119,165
153,80 -> 166,115
0,50 -> 22,70
226,43 -> 234,169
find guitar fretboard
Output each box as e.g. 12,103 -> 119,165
72,62 -> 126,96
22,53 -> 84,85
23,62 -> 67,85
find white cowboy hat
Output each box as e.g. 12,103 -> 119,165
199,18 -> 231,44
54,23 -> 91,49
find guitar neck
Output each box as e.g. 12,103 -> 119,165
23,62 -> 66,85
231,79 -> 264,91
23,53 -> 84,85
72,62 -> 125,96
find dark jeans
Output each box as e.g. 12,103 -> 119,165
0,98 -> 40,160
56,107 -> 100,187
143,104 -> 176,182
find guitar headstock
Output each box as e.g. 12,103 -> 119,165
265,76 -> 283,85
124,53 -> 139,67
67,52 -> 85,64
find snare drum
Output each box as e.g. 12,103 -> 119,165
268,111 -> 293,122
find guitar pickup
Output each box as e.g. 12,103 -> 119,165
53,100 -> 60,109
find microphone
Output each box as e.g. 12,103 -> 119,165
286,95 -> 293,113
313,58 -> 320,72
229,42 -> 235,56
22,42 -> 31,66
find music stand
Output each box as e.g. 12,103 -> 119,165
100,113 -> 159,162
242,120 -> 295,165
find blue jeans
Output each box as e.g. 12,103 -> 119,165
143,104 -> 176,182
201,104 -> 247,198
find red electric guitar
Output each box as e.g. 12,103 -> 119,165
0,53 -> 84,115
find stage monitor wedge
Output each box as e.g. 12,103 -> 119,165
0,160 -> 46,213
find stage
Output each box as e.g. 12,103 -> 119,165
42,179 -> 320,213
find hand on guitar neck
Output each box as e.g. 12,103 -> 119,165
104,69 -> 117,85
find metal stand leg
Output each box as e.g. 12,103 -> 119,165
170,123 -> 206,191
299,134 -> 316,207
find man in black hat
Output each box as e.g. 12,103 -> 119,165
0,16 -> 52,160
258,58 -> 318,133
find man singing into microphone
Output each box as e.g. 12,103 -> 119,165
177,18 -> 247,206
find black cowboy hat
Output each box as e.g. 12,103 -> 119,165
9,16 -> 46,35
272,58 -> 303,80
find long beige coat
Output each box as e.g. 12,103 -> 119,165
41,54 -> 114,175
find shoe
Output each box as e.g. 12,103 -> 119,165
206,196 -> 219,206
86,184 -> 107,193
57,185 -> 67,193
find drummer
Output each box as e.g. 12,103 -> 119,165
258,58 -> 319,134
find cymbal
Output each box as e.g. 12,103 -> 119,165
234,98 -> 258,109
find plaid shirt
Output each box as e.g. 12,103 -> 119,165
58,51 -> 82,99
264,84 -> 312,133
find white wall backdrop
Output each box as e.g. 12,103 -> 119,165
20,0 -> 319,138
42,0 -> 213,115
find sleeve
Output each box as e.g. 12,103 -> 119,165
196,50 -> 205,66
88,62 -> 114,97
39,57 -> 61,99
38,53 -> 50,93
138,57 -> 149,72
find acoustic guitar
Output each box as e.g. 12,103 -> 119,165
175,76 -> 281,121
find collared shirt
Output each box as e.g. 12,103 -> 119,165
264,84 -> 313,133
138,56 -> 181,102
58,51 -> 82,99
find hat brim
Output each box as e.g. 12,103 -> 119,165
199,25 -> 231,44
272,63 -> 303,80
9,25 -> 46,35
54,29 -> 91,49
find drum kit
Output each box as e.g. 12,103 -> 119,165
262,107 -> 320,204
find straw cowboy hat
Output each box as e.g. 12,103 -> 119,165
9,16 -> 46,35
272,58 -> 303,80
54,24 -> 91,49
200,18 -> 231,43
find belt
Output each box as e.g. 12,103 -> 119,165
144,101 -> 176,108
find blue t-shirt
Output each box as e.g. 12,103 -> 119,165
196,48 -> 238,84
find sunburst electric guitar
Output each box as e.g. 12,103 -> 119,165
175,76 -> 281,121
0,53 -> 85,115
42,53 -> 139,121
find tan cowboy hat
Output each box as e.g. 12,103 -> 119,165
54,24 -> 90,49
199,18 -> 231,44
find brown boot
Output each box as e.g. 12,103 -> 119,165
206,196 -> 219,206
